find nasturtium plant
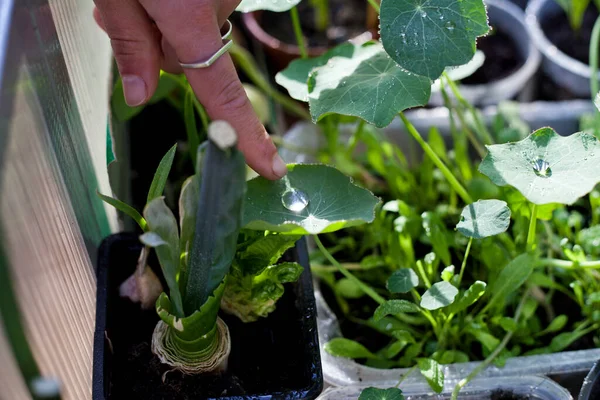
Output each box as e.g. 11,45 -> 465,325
456,199 -> 511,239
358,387 -> 405,400
243,164 -> 381,234
307,42 -> 432,127
420,281 -> 458,310
479,128 -> 600,205
236,0 -> 301,12
380,0 -> 489,79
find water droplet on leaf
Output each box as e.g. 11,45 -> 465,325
282,189 -> 309,212
532,159 -> 552,178
445,21 -> 456,31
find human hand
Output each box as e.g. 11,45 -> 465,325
93,0 -> 287,180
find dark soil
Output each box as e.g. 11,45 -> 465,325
490,390 -> 530,399
461,27 -> 523,85
541,5 -> 600,65
101,235 -> 320,399
261,0 -> 368,48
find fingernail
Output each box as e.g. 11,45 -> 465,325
122,75 -> 147,106
272,153 -> 288,178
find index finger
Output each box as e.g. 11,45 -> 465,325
140,0 -> 287,180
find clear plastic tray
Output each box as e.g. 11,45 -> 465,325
316,376 -> 573,399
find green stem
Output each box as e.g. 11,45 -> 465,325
527,204 -> 538,252
451,289 -> 529,400
229,44 -> 310,120
399,113 -> 473,204
310,0 -> 330,32
347,119 -> 366,156
396,365 -> 418,387
271,135 -> 318,155
290,7 -> 308,59
590,15 -> 600,100
415,260 -> 432,288
442,73 -> 494,145
367,0 -> 381,13
538,258 -> 600,269
457,237 -> 473,286
314,235 -> 386,304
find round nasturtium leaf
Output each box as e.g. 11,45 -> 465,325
456,199 -> 511,239
236,0 -> 301,12
380,0 -> 489,80
479,128 -> 600,205
243,164 -> 380,234
359,387 -> 405,400
387,268 -> 420,293
307,43 -> 432,128
420,281 -> 458,310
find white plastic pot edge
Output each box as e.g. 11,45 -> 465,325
430,0 -> 541,106
526,0 -> 600,95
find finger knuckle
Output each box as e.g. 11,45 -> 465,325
110,36 -> 151,58
210,78 -> 250,114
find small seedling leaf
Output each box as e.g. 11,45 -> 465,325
456,199 -> 511,239
308,43 -> 431,128
325,338 -> 378,359
391,330 -> 416,343
441,265 -> 455,282
359,387 -> 405,400
374,300 -> 421,321
147,144 -> 177,203
420,281 -> 458,310
336,278 -> 365,299
243,164 -> 380,234
540,315 -> 568,335
275,43 -> 357,101
479,128 -> 600,205
489,253 -> 535,309
417,358 -> 444,393
97,191 -> 147,231
422,212 -> 451,265
380,0 -> 489,79
447,281 -> 486,314
387,269 -> 419,293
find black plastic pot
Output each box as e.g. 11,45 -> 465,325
579,360 -> 600,400
93,233 -> 323,400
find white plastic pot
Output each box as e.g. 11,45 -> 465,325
527,0 -> 599,97
429,0 -> 541,106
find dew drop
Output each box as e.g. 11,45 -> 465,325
532,159 -> 552,178
445,21 -> 456,31
282,189 -> 309,212
420,10 -> 427,17
400,33 -> 407,44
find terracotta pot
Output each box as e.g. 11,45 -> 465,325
241,11 -> 374,72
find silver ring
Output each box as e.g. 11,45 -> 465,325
179,19 -> 233,69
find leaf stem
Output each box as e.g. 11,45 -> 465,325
399,113 -> 473,204
229,44 -> 310,120
457,237 -> 473,286
290,6 -> 308,59
451,289 -> 529,400
415,260 -> 432,288
537,258 -> 600,269
314,235 -> 386,304
527,204 -> 538,251
367,0 -> 381,13
590,15 -> 600,100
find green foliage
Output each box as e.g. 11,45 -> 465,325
420,281 -> 458,310
374,300 -> 421,321
417,358 -> 444,393
359,387 -> 405,400
456,200 -> 511,239
325,338 -> 378,359
387,269 -> 419,293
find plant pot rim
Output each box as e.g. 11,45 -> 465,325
431,0 -> 541,106
315,285 -> 600,388
526,0 -> 599,81
579,359 -> 600,399
241,11 -> 330,58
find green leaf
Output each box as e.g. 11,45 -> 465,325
275,43 -> 357,102
421,212 -> 451,265
236,233 -> 300,276
380,0 -> 489,80
336,278 -> 365,299
184,90 -> 200,166
479,128 -> 600,205
387,269 -> 419,293
538,315 -> 568,336
243,164 -> 380,234
236,0 -> 301,12
147,144 -> 177,203
382,341 -> 408,359
420,281 -> 458,310
467,326 -> 500,352
97,191 -> 147,231
307,43 -> 431,128
438,350 -> 469,364
447,281 -> 486,314
456,199 -> 511,239
359,387 -> 405,400
144,197 -> 184,316
550,330 -> 588,352
264,262 -> 303,283
184,137 -> 247,314
325,338 -> 378,359
178,175 -> 200,269
488,253 -> 535,309
391,330 -> 416,343
577,225 -> 600,257
417,358 -> 444,393
441,265 -> 455,282
374,300 -> 420,321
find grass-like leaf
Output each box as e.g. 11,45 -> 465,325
97,191 -> 147,231
147,144 -> 177,204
